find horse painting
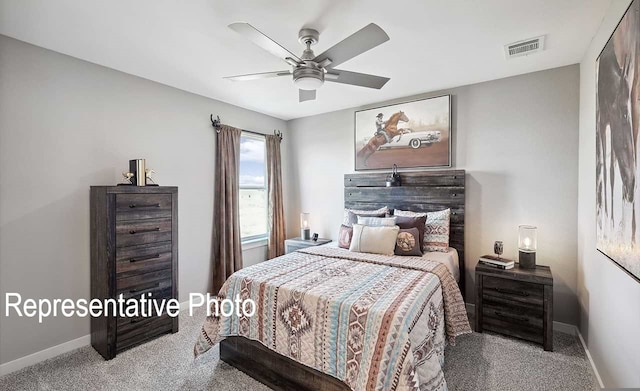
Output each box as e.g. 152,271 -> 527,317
356,111 -> 410,166
596,0 -> 640,280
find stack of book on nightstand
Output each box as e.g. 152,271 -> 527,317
479,255 -> 515,270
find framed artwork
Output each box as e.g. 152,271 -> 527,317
596,0 -> 639,282
354,95 -> 451,170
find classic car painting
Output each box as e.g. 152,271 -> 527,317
354,95 -> 451,170
378,130 -> 442,150
596,0 -> 640,282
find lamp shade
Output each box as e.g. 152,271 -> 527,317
300,213 -> 310,229
518,225 -> 537,253
300,213 -> 311,240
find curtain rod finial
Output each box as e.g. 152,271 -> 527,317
211,114 -> 221,133
274,129 -> 283,142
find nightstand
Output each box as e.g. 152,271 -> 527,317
285,237 -> 331,254
475,262 -> 553,351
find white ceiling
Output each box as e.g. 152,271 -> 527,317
0,0 -> 610,120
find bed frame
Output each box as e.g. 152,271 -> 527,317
220,169 -> 466,391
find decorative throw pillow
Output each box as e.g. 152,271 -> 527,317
347,210 -> 387,226
394,228 -> 423,256
357,216 -> 397,227
343,207 -> 389,226
349,224 -> 399,255
394,215 -> 427,249
338,225 -> 353,249
394,208 -> 451,252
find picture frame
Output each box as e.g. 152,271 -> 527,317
595,0 -> 639,282
354,94 -> 452,171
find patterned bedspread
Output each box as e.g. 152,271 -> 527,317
194,246 -> 471,391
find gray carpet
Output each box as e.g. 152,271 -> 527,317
0,308 -> 599,391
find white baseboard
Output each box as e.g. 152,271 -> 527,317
577,328 -> 604,389
0,300 -> 191,377
464,303 -> 575,335
0,334 -> 90,376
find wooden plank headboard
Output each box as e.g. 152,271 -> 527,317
344,169 -> 465,298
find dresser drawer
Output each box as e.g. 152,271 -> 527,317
482,275 -> 543,306
117,298 -> 174,328
116,242 -> 172,278
116,269 -> 172,300
116,193 -> 172,221
116,218 -> 172,247
116,313 -> 173,352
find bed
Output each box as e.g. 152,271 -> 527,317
194,170 -> 470,391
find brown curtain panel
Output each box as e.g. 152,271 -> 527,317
212,125 -> 243,293
266,134 -> 286,259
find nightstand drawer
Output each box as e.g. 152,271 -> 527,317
483,275 -> 543,306
482,300 -> 543,328
483,320 -> 543,344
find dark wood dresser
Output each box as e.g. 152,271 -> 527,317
90,186 -> 178,359
475,262 -> 553,351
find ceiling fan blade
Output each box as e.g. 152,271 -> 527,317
229,22 -> 301,64
299,89 -> 316,102
325,69 -> 390,89
224,70 -> 291,81
313,23 -> 389,69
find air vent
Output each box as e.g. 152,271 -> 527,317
505,36 -> 545,58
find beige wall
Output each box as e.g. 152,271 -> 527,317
577,0 -> 640,387
0,36 -> 290,365
286,65 -> 580,324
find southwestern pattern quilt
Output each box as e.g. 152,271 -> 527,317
194,246 -> 470,391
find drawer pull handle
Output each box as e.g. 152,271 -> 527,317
495,311 -> 529,323
495,288 -> 529,297
129,203 -> 161,209
129,227 -> 161,235
130,283 -> 160,294
129,254 -> 160,263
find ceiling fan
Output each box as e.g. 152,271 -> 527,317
224,22 -> 390,102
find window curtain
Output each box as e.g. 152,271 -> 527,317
212,124 -> 243,293
266,134 -> 286,259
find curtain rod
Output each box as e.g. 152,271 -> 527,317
210,114 -> 283,141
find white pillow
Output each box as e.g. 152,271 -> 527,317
342,207 -> 389,225
349,224 -> 399,255
357,216 -> 397,227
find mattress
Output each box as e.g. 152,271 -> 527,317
422,248 -> 460,282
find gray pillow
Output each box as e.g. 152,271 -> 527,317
347,210 -> 386,226
357,216 -> 397,227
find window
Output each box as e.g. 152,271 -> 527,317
239,133 -> 268,242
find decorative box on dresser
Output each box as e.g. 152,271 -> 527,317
475,262 -> 553,351
90,186 -> 178,360
284,237 -> 331,254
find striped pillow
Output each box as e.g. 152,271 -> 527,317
393,208 -> 451,252
357,216 -> 397,227
342,207 -> 389,226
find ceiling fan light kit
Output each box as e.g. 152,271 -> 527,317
225,22 -> 390,102
293,67 -> 324,90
